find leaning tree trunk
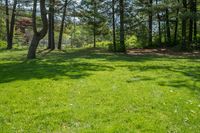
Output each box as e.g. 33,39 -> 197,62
58,0 -> 68,50
119,0 -> 126,52
27,0 -> 48,59
27,36 -> 40,58
6,0 -> 17,49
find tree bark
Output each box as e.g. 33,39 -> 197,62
166,7 -> 171,46
58,0 -> 68,50
27,35 -> 40,59
51,0 -> 55,50
148,0 -> 153,47
119,0 -> 126,52
193,0 -> 197,44
112,0 -> 116,52
47,6 -> 52,49
27,0 -> 48,59
182,0 -> 187,50
5,0 -> 10,48
6,0 -> 17,49
173,0 -> 179,46
189,0 -> 194,45
156,0 -> 161,46
93,0 -> 96,48
48,0 -> 55,50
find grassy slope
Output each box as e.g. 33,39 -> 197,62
0,48 -> 200,132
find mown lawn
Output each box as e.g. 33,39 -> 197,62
0,48 -> 200,132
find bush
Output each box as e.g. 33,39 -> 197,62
96,41 -> 112,48
125,35 -> 141,48
0,40 -> 7,48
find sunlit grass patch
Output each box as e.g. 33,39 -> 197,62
0,48 -> 200,132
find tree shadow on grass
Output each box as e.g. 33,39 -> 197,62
44,48 -> 200,64
0,48 -> 199,90
125,64 -> 200,93
0,60 -> 114,83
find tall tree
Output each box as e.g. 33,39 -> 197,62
173,0 -> 180,45
93,0 -> 97,48
58,0 -> 68,50
165,6 -> 171,46
156,0 -> 162,46
189,0 -> 194,45
27,0 -> 48,59
193,0 -> 197,44
182,0 -> 187,49
5,0 -> 17,49
48,0 -> 55,50
148,0 -> 152,47
119,0 -> 126,52
80,0 -> 108,48
112,0 -> 116,52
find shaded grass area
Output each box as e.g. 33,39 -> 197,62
0,48 -> 200,132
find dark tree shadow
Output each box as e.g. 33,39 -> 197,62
0,60 -> 114,83
125,64 -> 200,93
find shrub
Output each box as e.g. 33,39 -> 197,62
96,41 -> 112,48
125,35 -> 141,48
0,40 -> 7,48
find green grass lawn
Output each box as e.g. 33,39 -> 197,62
0,48 -> 200,132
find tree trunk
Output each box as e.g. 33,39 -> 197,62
6,0 -> 17,49
93,20 -> 96,48
47,7 -> 52,49
27,0 -> 48,59
48,0 -> 55,50
148,0 -> 153,47
173,0 -> 179,46
119,0 -> 125,52
51,0 -> 55,50
182,0 -> 187,49
189,0 -> 194,45
5,0 -> 10,49
193,0 -> 197,44
166,7 -> 171,46
112,0 -> 116,52
58,0 -> 68,50
27,35 -> 40,59
156,0 -> 161,46
93,0 -> 96,48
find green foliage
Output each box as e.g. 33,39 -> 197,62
125,35 -> 140,48
0,13 -> 6,40
96,41 -> 112,48
0,40 -> 7,48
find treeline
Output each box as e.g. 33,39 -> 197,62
0,0 -> 199,59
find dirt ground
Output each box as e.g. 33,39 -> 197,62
127,48 -> 200,57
